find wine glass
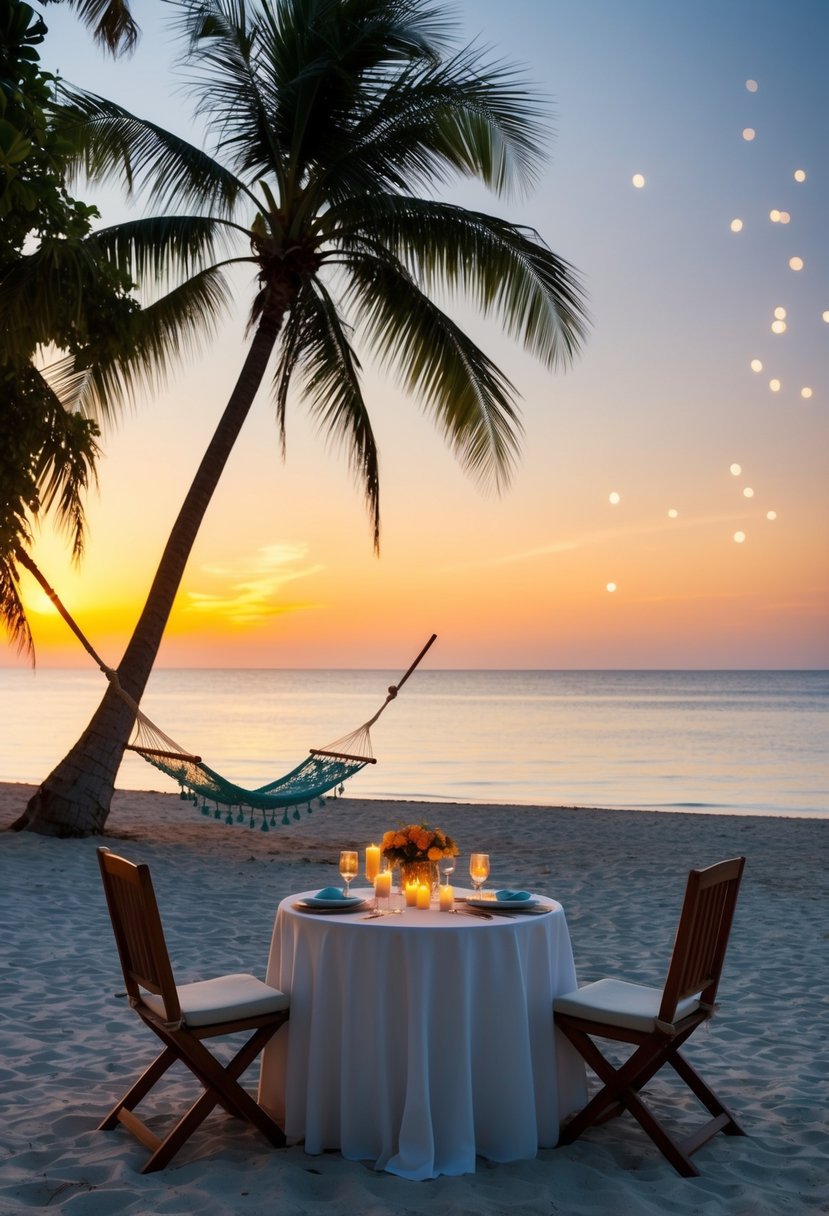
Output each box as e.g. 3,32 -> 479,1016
442,854 -> 456,887
469,852 -> 490,896
339,850 -> 358,898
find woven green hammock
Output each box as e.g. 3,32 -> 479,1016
16,550 -> 435,831
122,633 -> 437,829
125,706 -> 384,829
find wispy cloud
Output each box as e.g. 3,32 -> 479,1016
435,512 -> 754,574
185,544 -> 324,624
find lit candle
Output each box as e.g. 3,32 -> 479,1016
365,844 -> 380,882
374,870 -> 392,898
404,881 -> 419,907
416,883 -> 431,909
439,884 -> 454,911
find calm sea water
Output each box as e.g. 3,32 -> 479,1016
1,669 -> 826,818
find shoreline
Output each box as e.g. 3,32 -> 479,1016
1,781 -> 827,1214
4,779 -> 826,828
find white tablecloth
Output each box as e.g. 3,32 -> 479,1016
258,890 -> 586,1179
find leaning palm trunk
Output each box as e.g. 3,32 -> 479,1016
14,309 -> 284,835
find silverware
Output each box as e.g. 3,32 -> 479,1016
450,906 -> 493,920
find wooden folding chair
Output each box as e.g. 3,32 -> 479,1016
554,856 -> 746,1176
96,847 -> 290,1172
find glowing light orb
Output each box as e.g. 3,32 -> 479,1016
608,491 -> 621,505
742,128 -> 756,141
769,209 -> 781,222
794,169 -> 806,182
766,511 -> 777,521
779,211 -> 791,224
774,306 -> 787,320
743,487 -> 755,498
769,378 -> 781,392
730,463 -> 742,476
730,218 -> 743,232
789,256 -> 804,271
632,173 -> 646,189
667,508 -> 678,519
750,358 -> 763,372
771,320 -> 787,334
745,79 -> 758,92
823,311 -> 829,323
801,387 -> 813,399
606,582 -> 617,593
734,531 -> 746,544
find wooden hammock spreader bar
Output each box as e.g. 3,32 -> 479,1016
126,744 -> 203,764
309,748 -> 378,764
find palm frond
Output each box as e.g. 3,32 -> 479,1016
167,0 -> 288,190
341,252 -> 522,490
273,277 -> 380,544
29,373 -> 101,559
57,87 -> 252,217
49,0 -> 140,54
331,194 -> 589,369
71,265 -> 234,421
0,556 -> 33,661
88,214 -> 243,295
299,39 -> 550,210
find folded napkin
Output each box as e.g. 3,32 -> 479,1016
316,886 -> 349,900
496,889 -> 533,902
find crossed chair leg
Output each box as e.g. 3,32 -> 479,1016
99,1018 -> 286,1174
557,1019 -> 745,1177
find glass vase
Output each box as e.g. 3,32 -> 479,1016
397,859 -> 441,894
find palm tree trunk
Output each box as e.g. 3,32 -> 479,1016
13,307 -> 284,836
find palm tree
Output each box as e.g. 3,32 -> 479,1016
14,0 -> 588,836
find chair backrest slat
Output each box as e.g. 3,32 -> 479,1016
659,856 -> 745,1024
98,848 -> 182,1023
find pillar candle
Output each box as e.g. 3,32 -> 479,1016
439,884 -> 454,911
374,870 -> 391,898
365,844 -> 380,882
416,883 -> 431,909
404,881 -> 419,907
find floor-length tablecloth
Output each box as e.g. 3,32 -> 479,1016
258,891 -> 586,1179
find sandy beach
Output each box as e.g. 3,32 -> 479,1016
1,781 -> 826,1215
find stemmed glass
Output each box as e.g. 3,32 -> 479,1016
339,850 -> 358,898
469,852 -> 490,896
442,855 -> 456,887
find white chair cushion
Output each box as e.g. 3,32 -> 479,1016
142,973 -> 289,1027
554,977 -> 700,1033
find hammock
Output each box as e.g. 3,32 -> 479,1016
122,635 -> 436,828
17,548 -> 435,829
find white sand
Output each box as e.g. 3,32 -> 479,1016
1,781 -> 827,1215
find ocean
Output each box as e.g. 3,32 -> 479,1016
2,668 -> 826,819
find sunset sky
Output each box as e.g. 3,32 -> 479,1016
8,0 -> 828,670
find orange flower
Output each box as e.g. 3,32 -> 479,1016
381,822 -> 458,864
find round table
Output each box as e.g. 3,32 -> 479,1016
258,889 -> 586,1179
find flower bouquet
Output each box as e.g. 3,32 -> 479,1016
381,824 -> 459,893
